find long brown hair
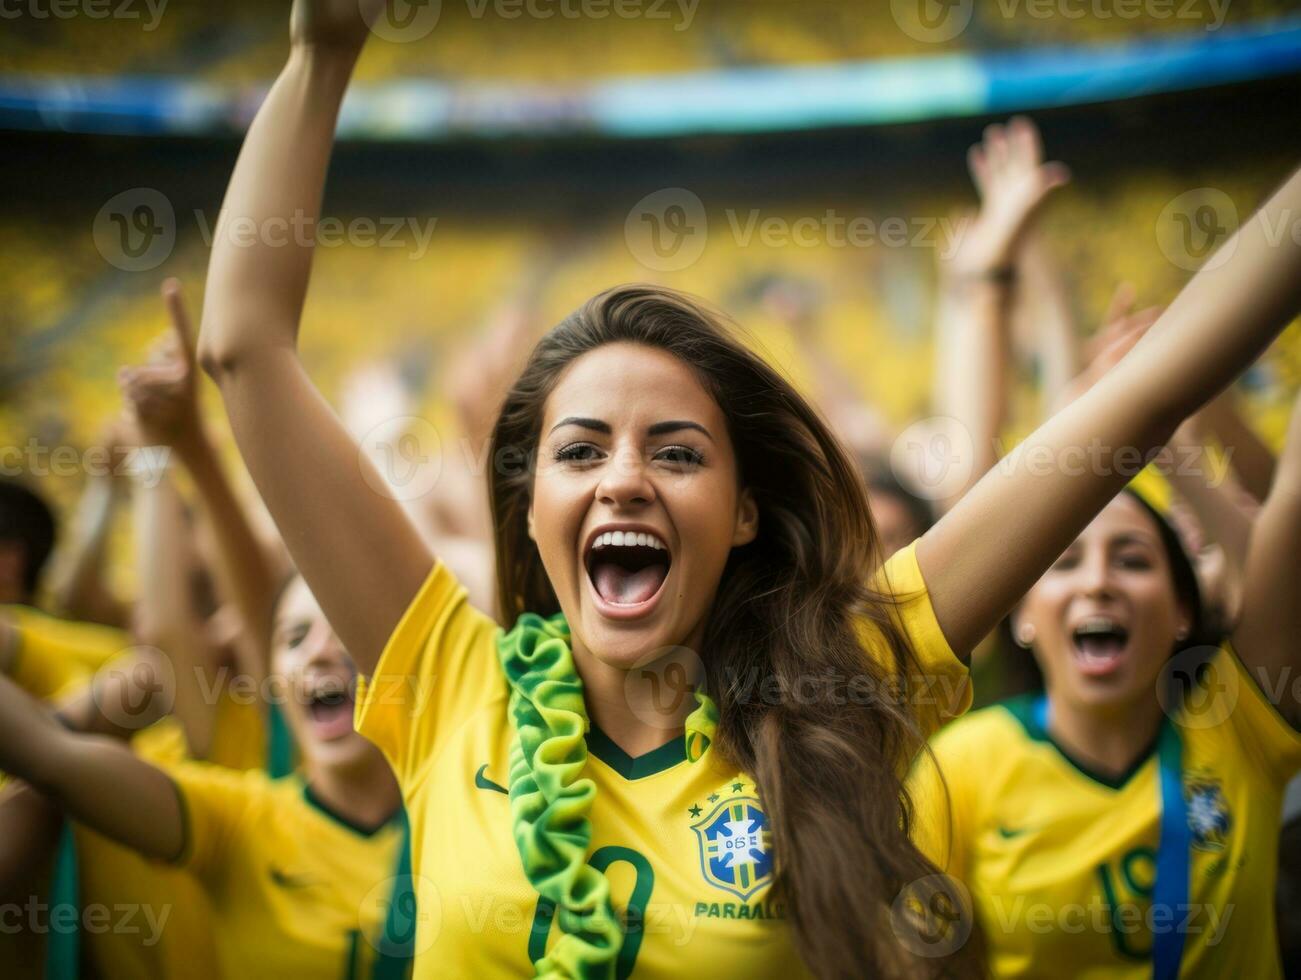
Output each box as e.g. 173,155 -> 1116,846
489,284 -> 983,979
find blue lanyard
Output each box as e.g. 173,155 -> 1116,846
1034,697 -> 1188,980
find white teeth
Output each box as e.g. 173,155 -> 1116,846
1075,616 -> 1125,637
590,530 -> 667,552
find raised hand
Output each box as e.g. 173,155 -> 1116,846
1057,282 -> 1162,407
954,116 -> 1070,276
118,279 -> 200,449
289,0 -> 386,51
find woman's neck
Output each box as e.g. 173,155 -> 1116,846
304,755 -> 402,830
1043,687 -> 1166,782
571,631 -> 704,758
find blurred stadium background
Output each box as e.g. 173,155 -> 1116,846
3,0 -> 1301,580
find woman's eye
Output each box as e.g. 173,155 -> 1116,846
1118,554 -> 1152,570
284,626 -> 309,649
1050,554 -> 1078,571
656,445 -> 704,467
554,443 -> 602,463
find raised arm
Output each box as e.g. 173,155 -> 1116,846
122,280 -> 282,690
919,165 -> 1301,658
932,117 -> 1070,513
45,422 -> 132,628
196,0 -> 431,671
1230,390 -> 1301,726
1199,386 -> 1277,502
130,473 -> 219,758
0,672 -> 183,861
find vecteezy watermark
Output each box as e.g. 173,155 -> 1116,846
360,873 -> 442,955
625,188 -> 709,272
622,645 -> 705,732
93,188 -> 177,273
889,417 -> 978,503
996,0 -> 1230,30
357,415 -> 444,502
92,646 -> 178,729
891,874 -> 974,957
890,0 -> 974,43
0,0 -> 168,30
625,189 -> 972,272
0,898 -> 172,946
1158,189 -> 1301,273
983,894 -> 1233,945
0,440 -> 171,488
892,0 -> 1230,43
365,0 -> 444,42
92,189 -> 441,272
365,0 -> 700,41
1156,644 -> 1238,730
1156,188 -> 1239,273
996,438 -> 1236,484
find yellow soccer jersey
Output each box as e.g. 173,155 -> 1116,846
73,717 -> 222,980
356,539 -> 970,977
909,646 -> 1301,979
2,605 -> 128,700
168,763 -> 408,979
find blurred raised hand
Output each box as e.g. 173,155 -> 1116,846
953,116 -> 1071,277
118,279 -> 200,450
290,0 -> 386,50
1057,282 -> 1162,409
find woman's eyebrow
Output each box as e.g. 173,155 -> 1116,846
547,417 -> 714,442
548,416 -> 611,436
647,420 -> 713,442
1112,532 -> 1158,547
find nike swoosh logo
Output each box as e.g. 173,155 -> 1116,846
475,764 -> 508,795
997,826 -> 1028,839
269,867 -> 318,889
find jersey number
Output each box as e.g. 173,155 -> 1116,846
527,846 -> 655,979
1094,845 -> 1156,961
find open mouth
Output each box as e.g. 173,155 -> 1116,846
584,528 -> 672,617
1070,616 -> 1130,676
304,678 -> 356,741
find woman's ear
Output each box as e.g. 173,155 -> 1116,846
1010,606 -> 1036,649
732,488 -> 759,547
527,502 -> 536,542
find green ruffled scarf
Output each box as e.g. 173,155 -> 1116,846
496,612 -> 718,978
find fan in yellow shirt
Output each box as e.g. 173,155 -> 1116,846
909,477 -> 1301,978
0,574 -> 412,979
1,604 -> 129,701
356,538 -> 969,977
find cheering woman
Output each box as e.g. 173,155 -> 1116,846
191,1 -> 1301,976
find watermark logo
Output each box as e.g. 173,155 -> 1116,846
366,0 -> 443,42
92,647 -> 177,730
891,0 -> 973,43
1156,188 -> 1238,273
625,188 -> 708,272
358,415 -> 443,501
622,644 -> 705,731
1157,645 -> 1238,730
93,188 -> 176,272
889,416 -> 976,502
891,873 -> 974,957
360,873 -> 442,955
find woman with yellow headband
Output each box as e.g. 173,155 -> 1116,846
909,437 -> 1301,978
190,1 -> 1301,975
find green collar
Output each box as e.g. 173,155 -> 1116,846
585,722 -> 689,779
301,779 -> 402,837
1002,693 -> 1162,792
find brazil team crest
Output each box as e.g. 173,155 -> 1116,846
691,794 -> 774,901
1185,774 -> 1231,852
